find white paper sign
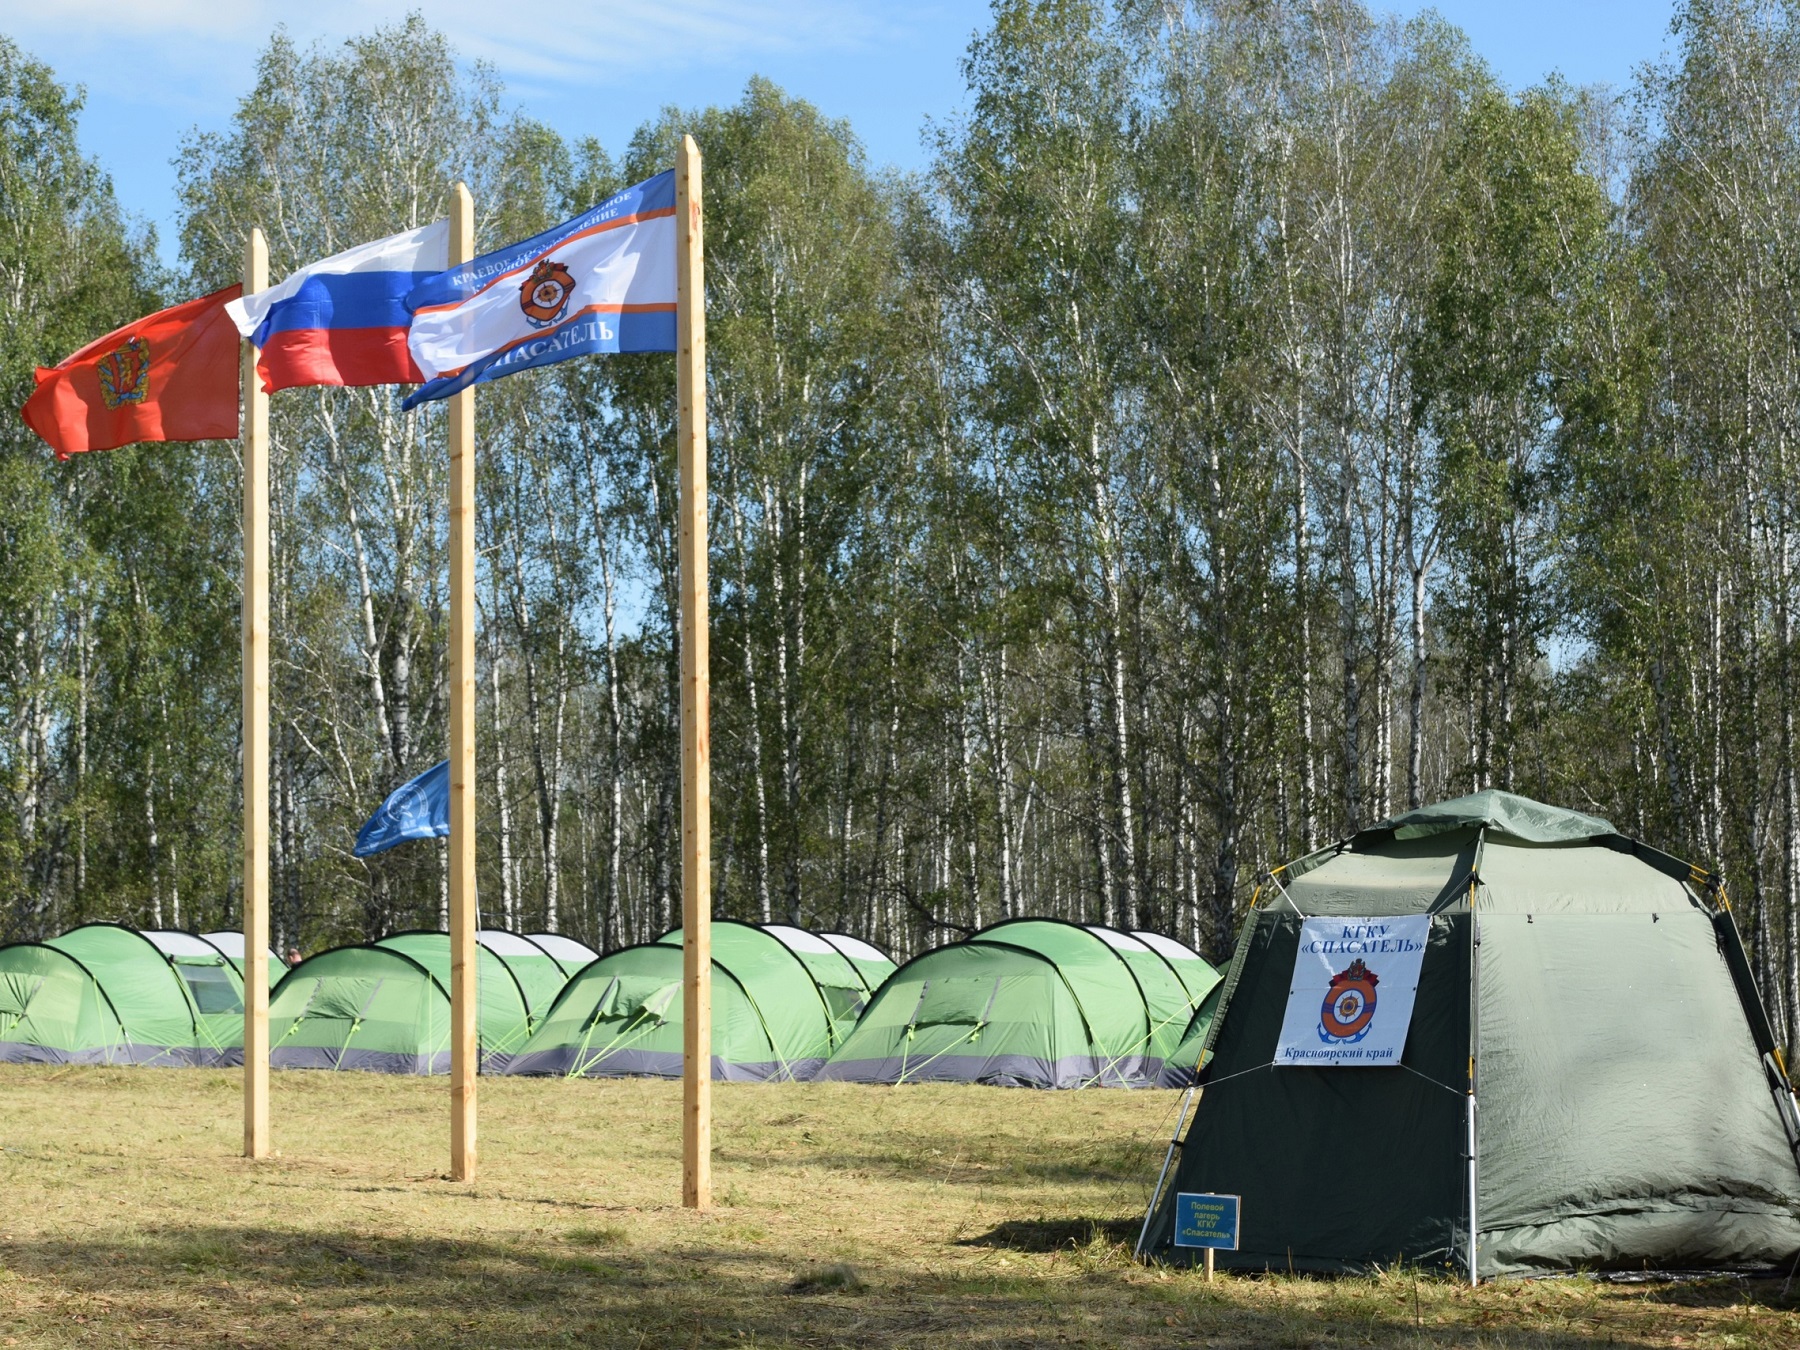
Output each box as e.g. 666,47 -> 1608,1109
1274,915 -> 1431,1067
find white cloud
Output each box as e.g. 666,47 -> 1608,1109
1,0 -> 895,87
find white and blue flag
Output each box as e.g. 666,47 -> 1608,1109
354,760 -> 451,857
401,171 -> 677,408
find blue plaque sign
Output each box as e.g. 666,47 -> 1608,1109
1173,1192 -> 1240,1251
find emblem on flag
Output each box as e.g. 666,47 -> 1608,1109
97,337 -> 150,409
1318,958 -> 1379,1043
520,259 -> 576,328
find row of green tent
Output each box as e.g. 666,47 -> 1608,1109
0,925 -> 588,1069
0,916 -> 1224,1087
268,924 -> 892,1075
489,919 -> 1222,1086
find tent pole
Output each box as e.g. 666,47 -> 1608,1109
1466,869 -> 1482,1285
676,134 -> 712,1212
1135,1084 -> 1197,1259
1465,1084 -> 1478,1284
241,226 -> 270,1161
446,181 -> 478,1183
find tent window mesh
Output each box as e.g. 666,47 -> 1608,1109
177,962 -> 243,1015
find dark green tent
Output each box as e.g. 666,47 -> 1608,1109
1138,790 -> 1800,1278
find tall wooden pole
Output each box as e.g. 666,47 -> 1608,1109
447,182 -> 478,1183
676,135 -> 712,1211
241,227 -> 270,1161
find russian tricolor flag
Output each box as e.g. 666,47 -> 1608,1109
226,221 -> 450,393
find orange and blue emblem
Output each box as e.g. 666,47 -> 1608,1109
98,337 -> 149,410
520,259 -> 576,328
1318,957 -> 1378,1043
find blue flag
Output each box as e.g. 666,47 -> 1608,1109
354,760 -> 450,857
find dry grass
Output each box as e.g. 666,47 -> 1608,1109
0,1066 -> 1795,1347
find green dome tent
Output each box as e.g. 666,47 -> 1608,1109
1137,790 -> 1800,1279
816,919 -> 1217,1088
269,944 -> 451,1074
503,922 -> 894,1081
0,923 -> 249,1066
268,930 -> 567,1074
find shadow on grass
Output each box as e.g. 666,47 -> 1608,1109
959,1216 -> 1142,1252
724,1133 -> 1159,1187
0,1222 -> 1723,1349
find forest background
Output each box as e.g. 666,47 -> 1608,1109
4,1 -> 1799,1038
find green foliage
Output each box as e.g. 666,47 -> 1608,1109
0,36 -> 226,937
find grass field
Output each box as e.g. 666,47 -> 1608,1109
0,1067 -> 1796,1347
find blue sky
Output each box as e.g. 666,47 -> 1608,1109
0,0 -> 1681,267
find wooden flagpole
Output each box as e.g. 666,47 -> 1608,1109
447,182 -> 478,1182
241,227 -> 270,1161
676,135 -> 712,1211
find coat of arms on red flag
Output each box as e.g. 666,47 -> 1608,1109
97,337 -> 150,409
20,284 -> 242,459
519,259 -> 575,328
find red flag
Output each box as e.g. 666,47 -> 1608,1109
21,284 -> 244,460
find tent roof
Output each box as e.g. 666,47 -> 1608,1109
524,933 -> 598,969
278,941 -> 446,991
1132,931 -> 1203,963
142,931 -> 228,961
818,933 -> 890,965
1373,789 -> 1615,844
476,929 -> 553,958
201,932 -> 286,967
